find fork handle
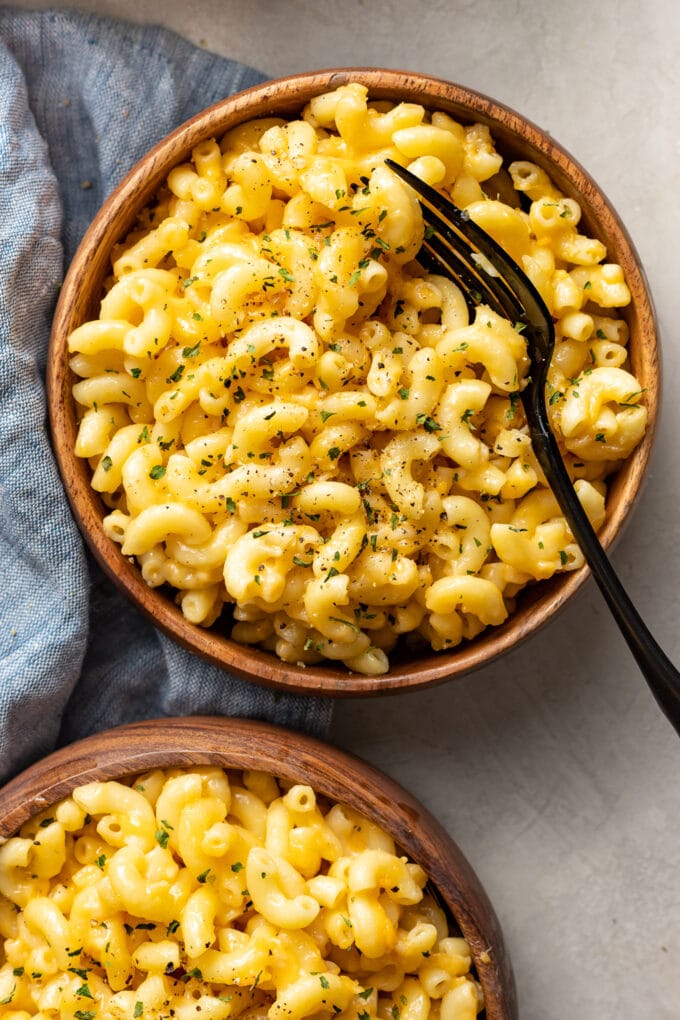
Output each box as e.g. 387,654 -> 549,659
531,420 -> 680,733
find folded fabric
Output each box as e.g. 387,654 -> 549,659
0,7 -> 333,783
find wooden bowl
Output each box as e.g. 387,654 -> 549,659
0,715 -> 517,1019
47,68 -> 659,695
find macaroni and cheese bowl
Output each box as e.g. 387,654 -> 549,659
47,69 -> 659,694
0,716 -> 517,1019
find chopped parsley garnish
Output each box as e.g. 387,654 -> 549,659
304,637 -> 324,653
619,388 -> 646,408
155,828 -> 169,849
415,413 -> 441,433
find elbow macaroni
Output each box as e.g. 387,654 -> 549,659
0,769 -> 483,1019
68,82 -> 647,674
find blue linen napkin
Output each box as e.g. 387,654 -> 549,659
0,7 -> 333,783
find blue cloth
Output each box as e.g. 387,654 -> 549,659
0,8 -> 333,783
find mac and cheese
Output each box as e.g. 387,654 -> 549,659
69,83 -> 647,673
0,768 -> 483,1019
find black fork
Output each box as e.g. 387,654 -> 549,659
386,159 -> 680,735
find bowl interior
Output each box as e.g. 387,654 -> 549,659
47,68 -> 659,695
0,716 -> 517,1019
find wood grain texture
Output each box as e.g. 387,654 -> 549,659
0,717 -> 517,1018
46,68 -> 660,695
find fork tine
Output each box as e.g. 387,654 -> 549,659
385,159 -> 551,335
386,159 -> 521,320
420,229 -> 521,322
409,241 -> 479,316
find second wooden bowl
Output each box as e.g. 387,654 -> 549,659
0,716 -> 517,1019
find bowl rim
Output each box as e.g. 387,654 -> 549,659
0,715 -> 517,1020
46,67 -> 660,695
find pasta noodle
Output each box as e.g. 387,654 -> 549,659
69,82 -> 647,674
